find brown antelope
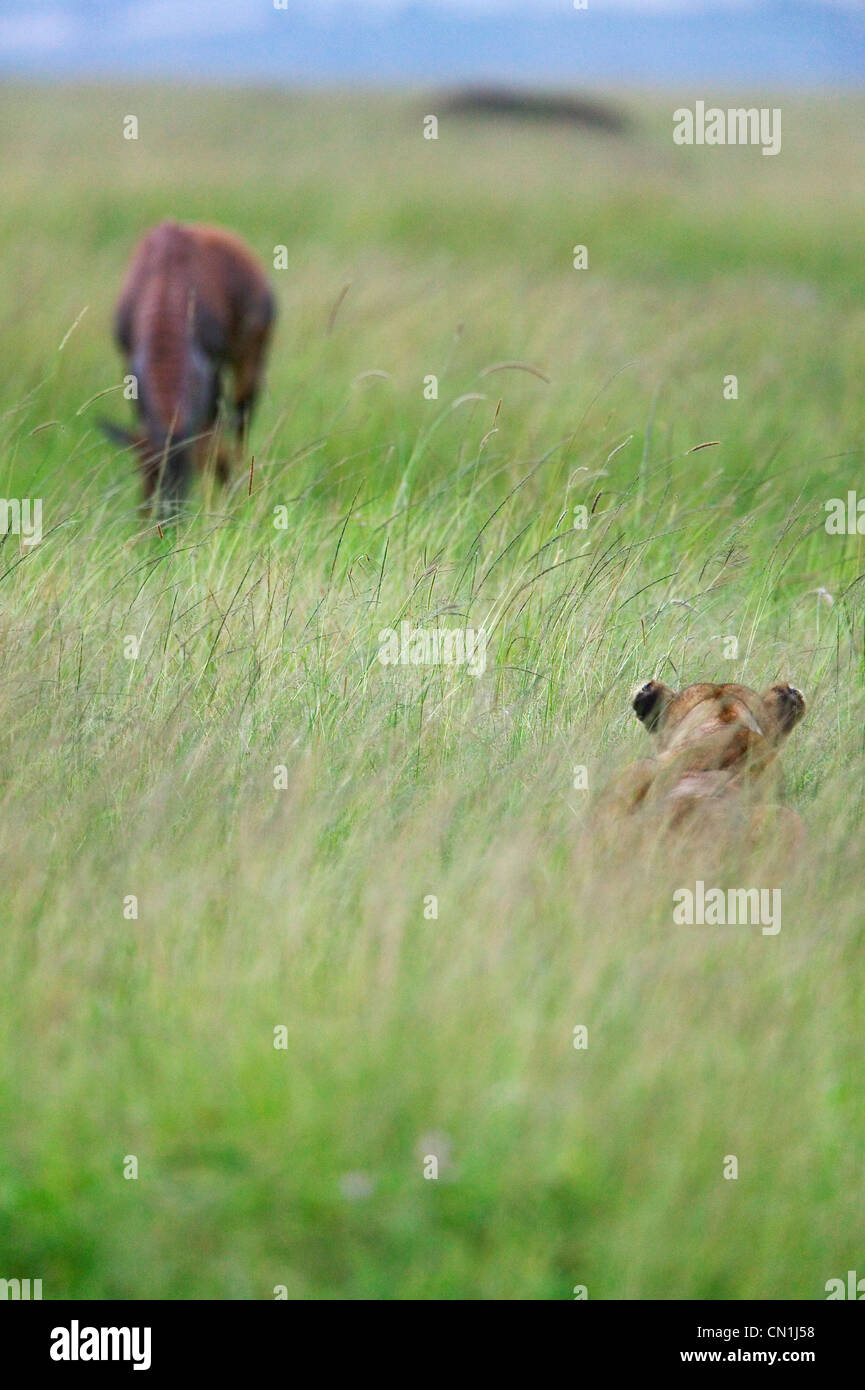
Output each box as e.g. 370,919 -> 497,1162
104,220 -> 276,516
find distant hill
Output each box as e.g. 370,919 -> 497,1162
1,0 -> 863,86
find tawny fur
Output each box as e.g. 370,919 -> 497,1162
600,679 -> 806,858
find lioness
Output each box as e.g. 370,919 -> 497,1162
603,679 -> 806,853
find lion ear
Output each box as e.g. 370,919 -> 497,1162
762,683 -> 806,737
632,680 -> 676,733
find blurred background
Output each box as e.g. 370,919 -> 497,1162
1,0 -> 864,86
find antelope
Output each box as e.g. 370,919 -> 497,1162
104,220 -> 276,516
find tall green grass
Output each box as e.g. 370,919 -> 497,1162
0,85 -> 863,1299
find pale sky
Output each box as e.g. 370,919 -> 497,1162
1,1 -> 861,83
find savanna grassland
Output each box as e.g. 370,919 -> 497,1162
0,84 -> 864,1299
